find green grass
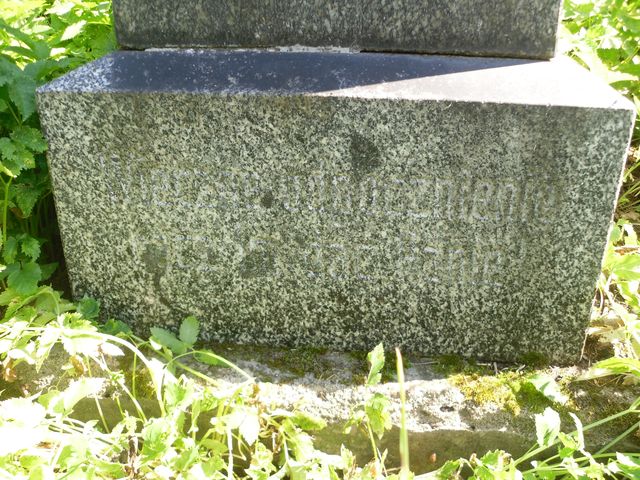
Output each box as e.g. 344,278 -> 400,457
0,0 -> 639,478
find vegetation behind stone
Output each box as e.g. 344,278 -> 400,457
0,0 -> 638,478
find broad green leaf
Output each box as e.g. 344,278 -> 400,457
8,76 -> 37,121
618,12 -> 640,33
527,373 -> 569,405
535,407 -> 561,448
24,58 -> 69,81
0,138 -> 35,176
7,261 -> 41,295
478,450 -> 506,468
246,442 -> 275,476
609,223 -> 623,244
164,379 -> 194,410
61,332 -> 102,356
0,20 -> 50,60
291,411 -> 327,431
436,460 -> 463,479
101,318 -> 132,336
366,342 -> 385,386
557,432 -> 579,459
60,20 -> 87,41
45,2 -> 76,15
609,453 -> 640,477
39,262 -> 58,281
44,378 -> 103,415
3,236 -> 18,264
179,315 -> 199,346
150,326 -> 187,355
11,126 -> 47,153
141,418 -> 173,459
12,181 -> 46,217
77,296 -> 100,320
237,407 -> 260,446
0,287 -> 19,305
0,57 -> 20,86
364,393 -> 391,438
611,253 -> 640,281
0,99 -> 7,112
583,357 -> 640,380
569,412 -> 585,451
20,235 -> 41,262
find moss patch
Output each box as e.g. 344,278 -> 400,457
268,347 -> 330,377
450,371 -> 558,415
436,355 -> 568,416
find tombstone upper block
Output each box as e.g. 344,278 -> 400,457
113,0 -> 562,59
36,50 -> 635,362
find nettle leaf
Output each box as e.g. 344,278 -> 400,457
11,126 -> 47,153
0,99 -> 7,112
179,315 -> 199,346
3,236 -> 18,264
45,2 -> 76,15
20,235 -> 41,262
478,450 -> 507,468
60,378 -> 103,414
77,296 -> 100,320
365,393 -> 391,438
8,76 -> 37,121
0,138 -> 35,176
527,373 -> 569,405
141,418 -> 173,459
7,261 -> 41,295
583,357 -> 640,380
24,59 -> 68,82
0,57 -> 20,86
40,262 -> 58,281
12,182 -> 46,217
150,327 -> 187,355
291,411 -> 327,431
437,460 -> 463,479
611,254 -> 640,281
61,332 -> 102,356
0,138 -> 15,161
0,20 -> 51,60
61,20 -> 87,41
163,379 -> 192,410
227,407 -> 261,446
101,319 -> 132,336
366,342 -> 385,386
610,453 -> 640,477
239,408 -> 261,446
535,407 -> 561,448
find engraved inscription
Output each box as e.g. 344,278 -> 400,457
99,156 -> 562,224
153,233 -> 522,288
99,154 -> 556,288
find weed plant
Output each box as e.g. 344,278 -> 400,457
0,0 -> 640,478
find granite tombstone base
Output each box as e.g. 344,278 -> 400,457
37,50 -> 635,362
113,0 -> 562,59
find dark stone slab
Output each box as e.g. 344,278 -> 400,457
113,0 -> 562,59
37,50 -> 635,362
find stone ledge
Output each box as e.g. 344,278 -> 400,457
3,345 -> 639,474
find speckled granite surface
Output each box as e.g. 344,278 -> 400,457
113,0 -> 562,59
36,50 -> 635,362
